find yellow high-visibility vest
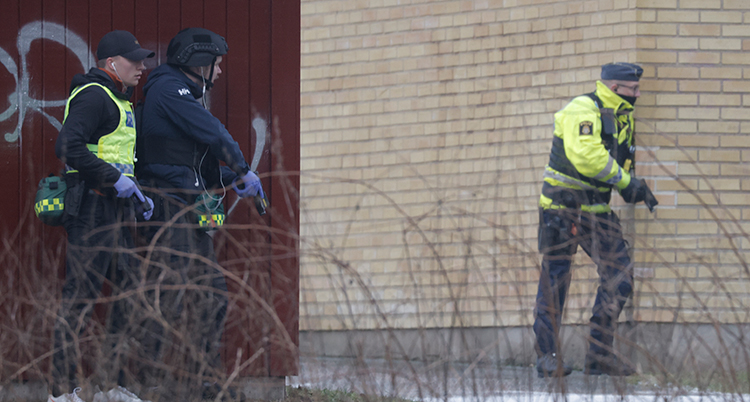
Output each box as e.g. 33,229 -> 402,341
64,83 -> 136,176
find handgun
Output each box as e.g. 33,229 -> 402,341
640,179 -> 658,213
131,180 -> 152,212
234,172 -> 269,215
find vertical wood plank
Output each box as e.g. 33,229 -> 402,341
0,0 -> 24,379
221,0 -> 268,376
268,0 -> 300,377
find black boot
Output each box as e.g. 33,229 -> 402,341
585,353 -> 636,376
536,353 -> 573,378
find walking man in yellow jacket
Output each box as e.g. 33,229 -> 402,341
51,30 -> 154,401
534,62 -> 657,377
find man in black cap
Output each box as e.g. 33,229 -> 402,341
532,62 -> 657,378
50,30 -> 155,401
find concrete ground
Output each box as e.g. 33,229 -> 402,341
1,355 -> 741,401
289,356 -> 740,402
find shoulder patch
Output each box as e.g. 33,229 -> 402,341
579,121 -> 593,135
177,88 -> 191,96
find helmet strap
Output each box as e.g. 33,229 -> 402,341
181,61 -> 216,92
181,67 -> 205,85
205,57 -> 217,90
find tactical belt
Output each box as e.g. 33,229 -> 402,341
542,181 -> 611,207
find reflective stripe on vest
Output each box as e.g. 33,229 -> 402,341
63,83 -> 136,176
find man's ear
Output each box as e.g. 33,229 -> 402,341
103,57 -> 116,71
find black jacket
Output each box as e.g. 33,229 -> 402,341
137,63 -> 249,193
55,68 -> 133,190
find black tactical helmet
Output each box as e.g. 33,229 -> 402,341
167,27 -> 228,67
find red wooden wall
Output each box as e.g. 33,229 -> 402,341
0,0 -> 299,380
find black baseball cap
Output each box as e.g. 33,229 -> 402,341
601,62 -> 643,82
96,30 -> 155,61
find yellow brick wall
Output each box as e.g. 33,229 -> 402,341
632,0 -> 750,324
300,0 -> 750,331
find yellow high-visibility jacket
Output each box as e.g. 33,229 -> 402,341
539,81 -> 636,213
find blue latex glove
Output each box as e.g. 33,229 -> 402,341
113,174 -> 141,198
233,171 -> 263,198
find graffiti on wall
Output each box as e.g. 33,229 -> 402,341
0,21 -> 267,170
0,21 -> 94,143
251,117 -> 267,171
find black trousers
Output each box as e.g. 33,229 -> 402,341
52,190 -> 140,394
534,209 -> 634,358
136,189 -> 228,392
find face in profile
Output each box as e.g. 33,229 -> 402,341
110,56 -> 146,87
208,56 -> 223,84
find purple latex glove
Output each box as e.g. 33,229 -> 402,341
113,174 -> 144,199
138,196 -> 154,220
233,171 -> 263,198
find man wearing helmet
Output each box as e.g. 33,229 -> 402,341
135,27 -> 262,396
